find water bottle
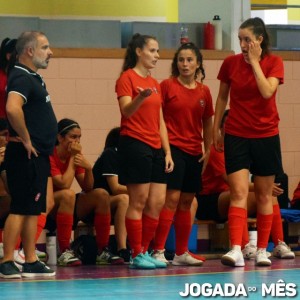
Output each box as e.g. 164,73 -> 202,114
180,26 -> 189,44
46,232 -> 57,265
212,15 -> 222,50
248,226 -> 257,247
204,22 -> 215,50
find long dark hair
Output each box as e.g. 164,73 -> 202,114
171,42 -> 205,82
0,37 -> 17,71
239,17 -> 270,58
104,127 -> 120,149
121,33 -> 157,72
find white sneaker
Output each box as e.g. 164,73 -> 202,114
256,249 -> 271,266
14,248 -> 44,265
151,249 -> 169,264
35,248 -> 48,262
14,249 -> 26,265
272,240 -> 295,259
172,252 -> 203,266
57,249 -> 81,267
0,242 -> 3,259
221,249 -> 245,267
242,243 -> 257,259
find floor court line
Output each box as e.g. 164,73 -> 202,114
1,257 -> 300,300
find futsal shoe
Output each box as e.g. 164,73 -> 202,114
96,248 -> 124,265
129,253 -> 156,269
255,249 -> 271,266
221,249 -> 245,267
117,248 -> 131,263
0,261 -> 21,279
242,243 -> 257,259
142,252 -> 167,268
272,240 -> 295,259
151,249 -> 169,264
172,251 -> 203,266
57,249 -> 81,267
22,260 -> 55,278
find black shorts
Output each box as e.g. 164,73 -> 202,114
196,193 -> 225,223
224,134 -> 283,176
118,136 -> 167,185
6,142 -> 49,215
167,145 -> 203,193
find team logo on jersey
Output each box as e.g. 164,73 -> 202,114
46,95 -> 51,102
35,193 -> 41,201
152,87 -> 158,94
199,99 -> 205,107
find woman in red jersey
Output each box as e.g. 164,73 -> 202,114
49,118 -> 124,267
213,17 -> 284,267
197,110 -> 294,260
151,42 -> 214,266
116,33 -> 174,269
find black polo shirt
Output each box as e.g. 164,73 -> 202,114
93,147 -> 120,194
7,63 -> 57,155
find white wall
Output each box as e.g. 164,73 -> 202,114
178,0 -> 251,52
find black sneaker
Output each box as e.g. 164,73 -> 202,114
96,247 -> 124,265
118,248 -> 131,263
22,260 -> 56,278
0,261 -> 21,279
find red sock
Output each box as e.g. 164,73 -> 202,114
142,214 -> 159,252
271,204 -> 283,246
257,213 -> 273,248
56,212 -> 73,253
15,237 -> 21,250
125,217 -> 142,258
35,214 -> 47,243
0,229 -> 3,243
241,219 -> 249,248
174,209 -> 191,255
152,208 -> 175,250
94,213 -> 111,253
228,207 -> 247,247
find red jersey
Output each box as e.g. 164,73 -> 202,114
200,145 -> 229,195
291,181 -> 300,206
218,53 -> 284,138
161,78 -> 214,155
0,69 -> 7,118
50,147 -> 85,191
115,69 -> 162,149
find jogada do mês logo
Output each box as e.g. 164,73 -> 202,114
179,280 -> 297,298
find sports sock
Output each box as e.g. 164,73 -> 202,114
35,214 -> 47,243
152,207 -> 175,250
257,213 -> 273,248
141,214 -> 159,252
174,209 -> 191,255
94,213 -> 111,253
241,218 -> 249,248
271,204 -> 284,246
228,206 -> 247,247
56,212 -> 73,253
15,236 -> 21,250
125,217 -> 142,258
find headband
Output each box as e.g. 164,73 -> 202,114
58,123 -> 79,135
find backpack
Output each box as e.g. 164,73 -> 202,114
71,234 -> 98,265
